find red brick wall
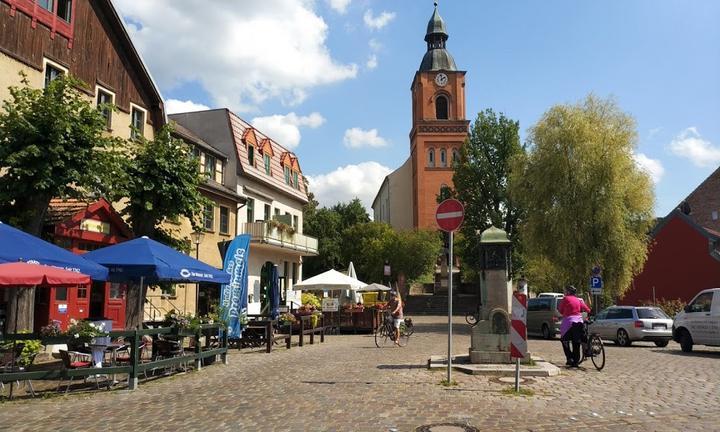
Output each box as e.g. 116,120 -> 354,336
683,167 -> 720,233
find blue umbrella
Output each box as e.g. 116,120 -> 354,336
269,264 -> 280,320
83,236 -> 230,284
0,221 -> 108,280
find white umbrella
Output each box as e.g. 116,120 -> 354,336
347,262 -> 358,279
293,269 -> 366,291
356,282 -> 392,292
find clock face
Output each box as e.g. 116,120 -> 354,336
435,72 -> 448,87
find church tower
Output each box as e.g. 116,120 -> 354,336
410,3 -> 469,229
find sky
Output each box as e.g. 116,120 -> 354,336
114,0 -> 720,217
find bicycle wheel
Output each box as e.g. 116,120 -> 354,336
590,335 -> 605,371
465,311 -> 477,326
375,324 -> 391,348
403,318 -> 415,336
397,323 -> 410,347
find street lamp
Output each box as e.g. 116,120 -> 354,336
191,230 -> 205,316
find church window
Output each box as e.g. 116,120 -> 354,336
440,149 -> 447,167
452,148 -> 460,166
428,149 -> 435,167
435,95 -> 449,120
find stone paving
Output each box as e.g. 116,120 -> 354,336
1,315 -> 719,431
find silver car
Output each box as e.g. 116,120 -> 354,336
590,306 -> 673,347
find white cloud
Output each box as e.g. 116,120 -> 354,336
327,0 -> 351,14
669,127 -> 720,167
363,9 -> 396,30
368,38 -> 382,52
633,153 -> 664,184
165,99 -> 210,114
115,0 -> 358,112
343,127 -> 388,148
307,162 -> 392,211
251,112 -> 325,149
366,54 -> 378,70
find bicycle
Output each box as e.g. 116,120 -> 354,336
578,320 -> 605,371
375,311 -> 413,347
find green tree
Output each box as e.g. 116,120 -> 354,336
109,124 -> 209,328
451,108 -> 525,277
0,74 -> 123,331
332,198 -> 370,227
509,95 -> 655,300
341,222 -> 395,282
390,229 -> 443,283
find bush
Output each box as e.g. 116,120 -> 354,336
0,330 -> 42,366
301,292 -> 321,309
640,298 -> 686,318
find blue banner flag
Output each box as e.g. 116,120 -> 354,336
220,235 -> 251,339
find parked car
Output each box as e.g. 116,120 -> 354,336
673,288 -> 720,352
537,292 -> 564,299
590,306 -> 673,347
527,296 -> 563,339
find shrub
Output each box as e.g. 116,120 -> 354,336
1,330 -> 42,366
301,292 -> 321,309
639,298 -> 686,318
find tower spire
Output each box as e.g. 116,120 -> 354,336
419,1 -> 456,71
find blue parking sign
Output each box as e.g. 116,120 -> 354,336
590,276 -> 603,294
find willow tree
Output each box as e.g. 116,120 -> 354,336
510,95 -> 654,300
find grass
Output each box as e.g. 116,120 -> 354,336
522,357 -> 537,366
502,386 -> 535,397
439,378 -> 458,387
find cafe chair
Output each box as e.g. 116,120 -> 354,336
57,350 -> 105,393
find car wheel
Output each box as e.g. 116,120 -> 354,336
541,324 -> 552,340
679,330 -> 693,353
654,340 -> 669,348
616,329 -> 632,347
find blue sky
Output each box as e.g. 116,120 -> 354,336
116,0 -> 720,216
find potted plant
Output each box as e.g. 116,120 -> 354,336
66,319 -> 109,351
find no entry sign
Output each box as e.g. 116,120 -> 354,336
436,199 -> 464,232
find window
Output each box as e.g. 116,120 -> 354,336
78,242 -> 101,251
204,153 -> 216,179
428,149 -> 435,167
435,95 -> 449,119
636,308 -> 669,319
284,166 -> 291,185
56,287 -> 67,301
452,148 -> 460,166
57,0 -> 72,22
293,171 -> 299,189
713,210 -> 718,221
264,154 -> 271,175
219,206 -> 230,234
215,159 -> 224,183
292,262 -> 297,285
293,215 -> 299,229
440,149 -> 447,167
77,286 -> 87,299
689,292 -> 714,313
130,106 -> 146,139
203,204 -> 215,231
264,204 -> 271,221
44,62 -> 64,88
274,207 -> 281,218
109,283 -> 123,299
246,199 -> 255,224
248,145 -> 255,167
96,88 -> 114,129
38,0 -> 53,12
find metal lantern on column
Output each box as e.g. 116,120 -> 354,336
478,226 -> 512,280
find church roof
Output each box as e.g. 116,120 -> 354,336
419,3 -> 457,72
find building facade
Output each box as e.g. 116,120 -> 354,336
170,110 -> 318,315
372,4 -> 469,230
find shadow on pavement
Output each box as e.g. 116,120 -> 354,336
376,364 -> 426,370
654,349 -> 720,359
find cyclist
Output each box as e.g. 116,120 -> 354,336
558,285 -> 590,367
387,291 -> 404,346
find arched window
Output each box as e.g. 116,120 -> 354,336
428,148 -> 435,167
452,148 -> 460,166
440,148 -> 447,167
435,95 -> 449,120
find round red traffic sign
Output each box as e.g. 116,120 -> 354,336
435,199 -> 464,232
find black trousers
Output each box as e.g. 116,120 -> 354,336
561,322 -> 584,365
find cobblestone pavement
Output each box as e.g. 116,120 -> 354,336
1,315 -> 719,431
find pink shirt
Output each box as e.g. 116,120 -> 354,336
558,295 -> 591,337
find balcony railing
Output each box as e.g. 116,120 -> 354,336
239,222 -> 318,255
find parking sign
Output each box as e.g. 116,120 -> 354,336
590,276 -> 603,295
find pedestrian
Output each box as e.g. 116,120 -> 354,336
558,285 -> 591,367
387,291 -> 404,346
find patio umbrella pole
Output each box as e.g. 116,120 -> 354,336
137,276 -> 144,329
9,286 -> 23,399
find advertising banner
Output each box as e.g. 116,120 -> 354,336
220,235 -> 251,339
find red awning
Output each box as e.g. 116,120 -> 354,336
0,262 -> 91,286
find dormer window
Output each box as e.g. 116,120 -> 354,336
293,171 -> 299,189
435,95 -> 449,120
284,165 -> 291,185
248,145 -> 255,167
264,154 -> 271,175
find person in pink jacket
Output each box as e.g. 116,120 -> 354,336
558,285 -> 591,367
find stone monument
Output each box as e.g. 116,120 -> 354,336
469,226 -> 515,364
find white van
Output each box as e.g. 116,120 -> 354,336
672,288 -> 720,352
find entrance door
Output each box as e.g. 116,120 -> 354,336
75,284 -> 90,319
104,283 -> 126,329
48,286 -> 71,330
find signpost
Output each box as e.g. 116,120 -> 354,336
510,292 -> 528,392
436,199 -> 464,384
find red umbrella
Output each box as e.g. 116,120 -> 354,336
0,262 -> 91,286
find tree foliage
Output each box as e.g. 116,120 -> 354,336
0,74 -> 123,235
451,108 -> 525,276
509,95 -> 655,299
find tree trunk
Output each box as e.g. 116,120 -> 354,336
124,282 -> 150,329
6,287 -> 35,333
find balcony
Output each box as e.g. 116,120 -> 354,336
239,222 -> 318,256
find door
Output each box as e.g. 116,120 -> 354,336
75,284 -> 90,320
104,283 -> 126,330
685,291 -> 714,345
48,286 -> 71,330
592,308 -> 610,338
710,291 -> 720,346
